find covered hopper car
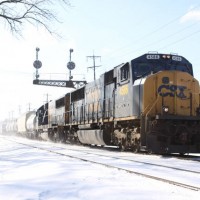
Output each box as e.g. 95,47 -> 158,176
0,111 -> 36,138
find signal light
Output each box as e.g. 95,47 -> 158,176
162,106 -> 169,113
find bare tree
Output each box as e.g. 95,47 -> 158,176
0,0 -> 70,35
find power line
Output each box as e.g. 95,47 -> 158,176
158,28 -> 200,51
103,3 -> 200,62
118,21 -> 200,58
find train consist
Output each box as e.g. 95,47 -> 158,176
1,53 -> 200,154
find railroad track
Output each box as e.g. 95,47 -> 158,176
2,135 -> 200,192
51,145 -> 200,174
89,145 -> 200,162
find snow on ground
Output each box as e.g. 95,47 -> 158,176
0,135 -> 199,200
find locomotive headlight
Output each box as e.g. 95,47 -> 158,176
162,55 -> 170,59
162,106 -> 169,113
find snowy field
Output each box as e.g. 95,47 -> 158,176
0,135 -> 199,200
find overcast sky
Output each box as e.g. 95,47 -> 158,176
1,0 -> 200,120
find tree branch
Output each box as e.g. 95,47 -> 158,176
0,0 -> 71,35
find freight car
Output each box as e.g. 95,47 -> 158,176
0,118 -> 17,135
0,120 -> 7,134
0,111 -> 37,138
36,53 -> 200,154
17,111 -> 37,138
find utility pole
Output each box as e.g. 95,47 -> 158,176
44,93 -> 50,103
27,103 -> 31,111
18,105 -> 21,115
9,111 -> 14,120
87,52 -> 101,80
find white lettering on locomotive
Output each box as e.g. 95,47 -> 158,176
146,55 -> 160,59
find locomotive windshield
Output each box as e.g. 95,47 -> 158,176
131,54 -> 193,80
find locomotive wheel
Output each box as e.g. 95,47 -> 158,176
48,130 -> 54,141
119,143 -> 125,151
119,138 -> 127,151
131,143 -> 140,153
147,149 -> 153,154
119,143 -> 126,151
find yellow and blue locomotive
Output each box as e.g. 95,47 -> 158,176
36,53 -> 200,154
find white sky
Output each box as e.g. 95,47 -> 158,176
1,0 -> 200,120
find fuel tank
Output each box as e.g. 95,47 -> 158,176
77,129 -> 111,146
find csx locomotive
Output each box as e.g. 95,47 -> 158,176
1,53 -> 200,154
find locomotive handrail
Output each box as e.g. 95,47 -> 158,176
142,96 -> 160,118
140,97 -> 160,134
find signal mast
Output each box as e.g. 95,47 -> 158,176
33,48 -> 86,88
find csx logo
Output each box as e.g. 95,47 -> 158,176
158,84 -> 187,98
119,84 -> 128,95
